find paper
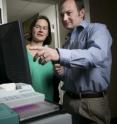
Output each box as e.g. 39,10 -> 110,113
0,83 -> 16,91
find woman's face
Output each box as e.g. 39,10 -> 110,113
32,19 -> 49,43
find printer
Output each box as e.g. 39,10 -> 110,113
0,83 -> 45,108
0,83 -> 59,122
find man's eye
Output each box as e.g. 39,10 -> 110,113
67,12 -> 72,16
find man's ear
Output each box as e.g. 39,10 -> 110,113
79,8 -> 85,19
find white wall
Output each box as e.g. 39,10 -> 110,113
0,0 -> 7,24
84,0 -> 90,21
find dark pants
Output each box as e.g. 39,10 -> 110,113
63,92 -> 111,124
72,114 -> 93,124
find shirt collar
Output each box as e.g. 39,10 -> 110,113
71,20 -> 89,35
67,20 -> 89,39
69,20 -> 89,42
79,20 -> 89,29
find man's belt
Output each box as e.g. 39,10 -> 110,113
66,91 -> 106,99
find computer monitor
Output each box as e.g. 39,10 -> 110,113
0,20 -> 32,84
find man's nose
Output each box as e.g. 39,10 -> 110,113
63,14 -> 68,21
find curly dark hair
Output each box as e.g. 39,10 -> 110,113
28,15 -> 52,45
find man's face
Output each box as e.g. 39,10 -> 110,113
60,0 -> 85,30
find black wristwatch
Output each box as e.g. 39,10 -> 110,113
52,48 -> 60,64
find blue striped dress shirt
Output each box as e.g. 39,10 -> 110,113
58,20 -> 112,93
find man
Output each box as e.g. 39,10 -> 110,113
30,0 -> 112,123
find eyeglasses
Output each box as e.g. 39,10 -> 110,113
34,25 -> 48,31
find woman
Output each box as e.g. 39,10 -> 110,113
26,15 -> 56,102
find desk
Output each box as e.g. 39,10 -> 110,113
21,113 -> 72,124
13,101 -> 72,124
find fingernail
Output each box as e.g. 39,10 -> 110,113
38,58 -> 46,65
33,53 -> 38,62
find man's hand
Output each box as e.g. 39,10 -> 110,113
54,64 -> 64,75
29,46 -> 59,63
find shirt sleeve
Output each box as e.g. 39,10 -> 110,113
58,24 -> 112,69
